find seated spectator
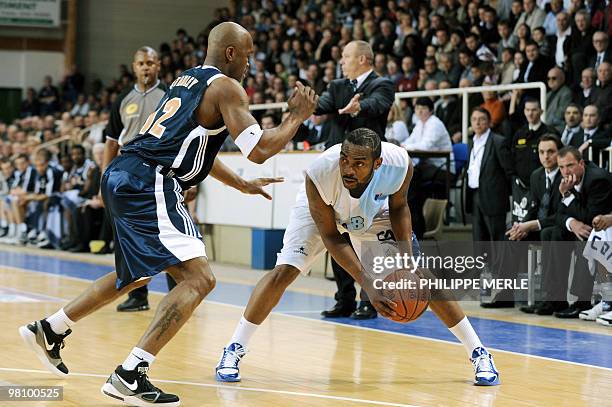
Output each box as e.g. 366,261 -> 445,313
532,27 -> 551,57
20,88 -> 40,118
384,103 -> 410,145
574,67 -> 599,107
60,144 -> 95,250
543,0 -> 565,35
551,11 -> 572,70
0,159 -> 14,238
435,80 -> 461,136
587,31 -> 611,70
3,154 -> 36,244
38,76 -> 60,116
498,47 -> 516,84
570,104 -> 611,167
536,147 -> 612,318
20,149 -> 63,248
559,103 -> 584,145
497,20 -> 519,60
402,97 -> 454,178
510,98 -> 555,221
438,52 -> 462,86
480,82 -> 507,130
502,134 -> 564,308
546,67 -> 573,133
74,143 -> 105,252
396,56 -> 419,92
513,0 -> 546,35
70,94 -> 89,117
593,61 -> 612,127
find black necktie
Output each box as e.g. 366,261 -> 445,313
538,176 -> 551,219
350,79 -> 358,93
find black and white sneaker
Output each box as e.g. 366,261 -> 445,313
18,319 -> 71,377
101,362 -> 180,406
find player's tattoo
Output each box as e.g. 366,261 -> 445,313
153,303 -> 183,341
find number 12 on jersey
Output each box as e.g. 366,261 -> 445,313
139,97 -> 182,138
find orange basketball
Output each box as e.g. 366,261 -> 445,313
381,269 -> 430,323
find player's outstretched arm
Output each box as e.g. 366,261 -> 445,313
305,175 -> 397,318
209,157 -> 283,200
389,159 -> 414,256
212,78 -> 318,164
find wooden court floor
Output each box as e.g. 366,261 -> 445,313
0,249 -> 611,406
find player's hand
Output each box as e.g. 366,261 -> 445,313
569,219 -> 592,240
338,94 -> 361,115
96,192 -> 105,208
593,214 -> 612,231
183,187 -> 198,203
287,82 -> 318,121
363,276 -> 397,318
240,177 -> 284,200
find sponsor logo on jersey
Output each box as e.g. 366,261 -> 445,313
125,103 -> 139,115
293,246 -> 308,256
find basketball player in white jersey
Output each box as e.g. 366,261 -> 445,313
217,128 -> 500,386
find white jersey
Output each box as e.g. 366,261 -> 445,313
303,142 -> 410,235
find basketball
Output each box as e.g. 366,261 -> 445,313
382,269 -> 430,323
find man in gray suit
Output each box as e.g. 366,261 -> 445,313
546,67 -> 573,133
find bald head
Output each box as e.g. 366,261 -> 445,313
208,22 -> 252,56
205,22 -> 253,81
340,41 -> 374,80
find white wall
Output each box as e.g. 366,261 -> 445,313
0,50 -> 64,93
76,0 -> 228,85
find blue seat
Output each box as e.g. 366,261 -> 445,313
453,143 -> 468,175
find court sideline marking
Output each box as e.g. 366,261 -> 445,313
0,367 -> 417,407
3,264 -> 612,373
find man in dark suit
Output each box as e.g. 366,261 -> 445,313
316,40 -> 395,320
510,134 -> 563,312
466,108 -> 513,306
510,98 -> 556,224
466,108 -> 513,245
587,31 -> 612,70
569,104 -> 611,168
535,147 -> 612,317
518,42 -> 554,96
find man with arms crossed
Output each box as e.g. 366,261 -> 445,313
217,128 -> 500,386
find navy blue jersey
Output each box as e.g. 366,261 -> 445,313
34,165 -> 63,196
122,65 -> 229,188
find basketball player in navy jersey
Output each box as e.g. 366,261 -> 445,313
19,22 -> 317,406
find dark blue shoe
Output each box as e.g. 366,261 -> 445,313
215,343 -> 246,382
470,347 -> 500,386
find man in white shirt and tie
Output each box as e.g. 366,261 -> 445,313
466,108 -> 513,243
590,32 -> 610,70
559,103 -> 583,145
466,108 -> 513,307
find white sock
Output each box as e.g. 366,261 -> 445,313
0,219 -> 7,228
8,223 -> 15,236
448,316 -> 484,357
122,347 -> 156,371
18,223 -> 27,233
228,316 -> 259,348
46,308 -> 75,335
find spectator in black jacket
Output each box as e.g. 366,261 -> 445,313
510,98 -> 556,222
536,147 -> 612,318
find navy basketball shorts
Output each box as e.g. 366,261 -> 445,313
101,154 -> 206,290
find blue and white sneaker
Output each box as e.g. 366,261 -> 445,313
470,347 -> 500,386
215,343 -> 246,382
